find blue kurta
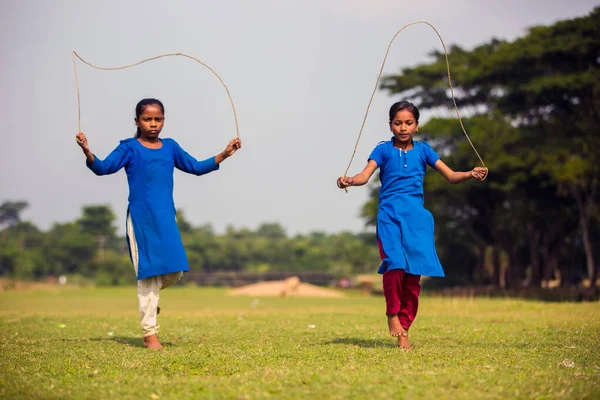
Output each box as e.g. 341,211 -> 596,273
369,138 -> 445,277
87,138 -> 219,280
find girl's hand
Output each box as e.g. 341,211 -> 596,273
223,138 -> 242,158
471,167 -> 488,181
76,132 -> 89,151
336,176 -> 354,189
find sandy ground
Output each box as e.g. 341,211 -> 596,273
228,276 -> 344,298
0,279 -> 61,291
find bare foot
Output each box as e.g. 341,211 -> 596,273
387,314 -> 403,336
143,334 -> 163,350
398,330 -> 411,350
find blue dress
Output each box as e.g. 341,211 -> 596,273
87,138 -> 219,280
369,138 -> 445,277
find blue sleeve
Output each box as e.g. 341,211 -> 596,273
421,141 -> 441,168
87,141 -> 131,176
368,143 -> 386,167
172,139 -> 220,176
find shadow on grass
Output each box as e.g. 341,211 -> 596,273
56,336 -> 174,349
107,336 -> 175,349
105,336 -> 146,348
326,337 -> 393,348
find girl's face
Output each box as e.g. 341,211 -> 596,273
389,109 -> 418,145
136,104 -> 165,140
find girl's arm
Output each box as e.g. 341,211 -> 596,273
76,132 -> 130,175
215,138 -> 242,164
337,160 -> 379,189
434,159 -> 487,184
174,138 -> 242,176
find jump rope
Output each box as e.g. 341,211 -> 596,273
72,51 -> 240,139
72,20 -> 487,184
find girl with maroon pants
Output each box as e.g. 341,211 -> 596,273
337,101 -> 486,349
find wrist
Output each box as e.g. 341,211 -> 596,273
215,152 -> 227,164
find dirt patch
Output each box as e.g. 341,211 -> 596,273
0,279 -> 60,292
228,276 -> 344,298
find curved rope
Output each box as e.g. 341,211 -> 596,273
343,20 -> 487,188
72,51 -> 239,138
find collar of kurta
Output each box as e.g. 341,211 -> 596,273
390,137 -> 415,149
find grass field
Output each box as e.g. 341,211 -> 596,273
0,286 -> 598,399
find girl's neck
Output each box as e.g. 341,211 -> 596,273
139,136 -> 159,143
394,138 -> 413,151
138,137 -> 162,149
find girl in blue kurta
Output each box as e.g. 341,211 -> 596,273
337,101 -> 486,349
76,98 -> 241,349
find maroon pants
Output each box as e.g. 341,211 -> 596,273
378,239 -> 421,330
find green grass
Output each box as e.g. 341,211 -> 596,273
0,286 -> 598,399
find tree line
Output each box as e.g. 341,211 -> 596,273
0,201 -> 381,285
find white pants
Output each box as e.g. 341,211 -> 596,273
127,214 -> 183,337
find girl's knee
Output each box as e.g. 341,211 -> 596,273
160,272 -> 183,289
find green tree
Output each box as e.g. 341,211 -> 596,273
42,222 -> 95,276
0,239 -> 20,276
0,200 -> 29,228
78,205 -> 117,262
91,250 -> 136,285
256,223 -> 287,240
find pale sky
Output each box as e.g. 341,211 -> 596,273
1,0 -> 597,235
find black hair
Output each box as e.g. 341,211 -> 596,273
134,98 -> 165,138
389,101 -> 420,123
